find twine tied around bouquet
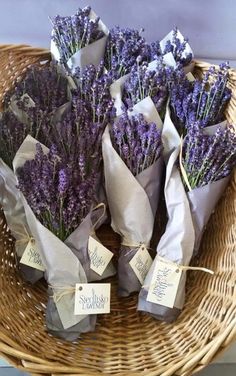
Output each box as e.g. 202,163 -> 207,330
13,225 -> 35,245
121,240 -> 152,252
48,285 -> 76,304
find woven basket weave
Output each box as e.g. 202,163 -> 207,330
0,45 -> 236,376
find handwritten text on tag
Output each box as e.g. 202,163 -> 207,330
129,245 -> 153,284
20,240 -> 45,272
74,283 -> 111,315
88,236 -> 113,276
147,258 -> 182,308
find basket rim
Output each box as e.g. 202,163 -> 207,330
0,43 -> 235,376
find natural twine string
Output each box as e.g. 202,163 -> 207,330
14,225 -> 35,245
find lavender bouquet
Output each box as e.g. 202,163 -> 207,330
162,63 -> 232,159
50,6 -> 109,73
138,64 -> 235,323
122,58 -> 174,119
181,122 -> 236,253
0,64 -> 70,284
105,26 -> 150,81
102,110 -> 163,296
11,76 -> 116,339
13,134 -> 98,341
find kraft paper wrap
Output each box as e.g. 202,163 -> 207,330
0,158 -> 44,283
12,135 -> 114,340
138,115 -> 230,321
159,28 -> 194,73
102,96 -> 163,296
51,9 -> 109,73
138,146 -> 195,321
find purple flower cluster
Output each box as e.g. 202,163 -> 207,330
0,111 -> 28,167
111,111 -> 162,175
105,26 -> 150,80
72,62 -> 115,127
122,59 -> 174,117
170,62 -> 231,132
50,6 -> 104,65
1,63 -> 69,168
181,122 -> 236,189
163,27 -> 193,66
17,140 -> 98,241
5,62 -> 69,113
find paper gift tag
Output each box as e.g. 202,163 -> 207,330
186,72 -> 195,82
20,240 -> 45,272
74,283 -> 111,315
129,245 -> 153,284
88,236 -> 114,276
147,258 -> 182,308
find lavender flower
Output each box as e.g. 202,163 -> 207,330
5,62 -> 69,113
50,6 -> 104,65
105,26 -> 150,80
1,63 -> 69,168
17,139 -> 98,241
163,27 -> 193,66
0,111 -> 28,167
72,62 -> 115,128
122,58 -> 174,117
181,122 -> 236,189
170,62 -> 232,133
111,111 -> 162,175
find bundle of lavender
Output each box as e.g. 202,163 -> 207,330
162,62 -> 232,158
102,109 -> 163,296
0,63 -> 70,284
50,6 -> 109,72
122,58 -> 174,120
105,26 -> 150,81
6,60 -> 116,340
138,63 -> 236,322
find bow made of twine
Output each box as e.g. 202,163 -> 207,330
120,241 -> 152,252
13,225 -> 35,245
48,285 -> 77,304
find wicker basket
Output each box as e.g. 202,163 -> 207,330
0,45 -> 236,376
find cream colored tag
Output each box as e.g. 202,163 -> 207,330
147,258 -> 182,308
74,283 -> 111,315
129,245 -> 153,284
20,240 -> 45,272
88,236 -> 114,276
186,72 -> 195,82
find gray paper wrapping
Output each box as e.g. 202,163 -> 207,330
162,103 -> 181,161
0,158 -> 43,283
138,146 -> 195,321
102,124 -> 163,296
12,136 -> 98,340
159,28 -> 194,73
51,9 -> 109,73
138,119 -> 230,321
187,170 -> 230,255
